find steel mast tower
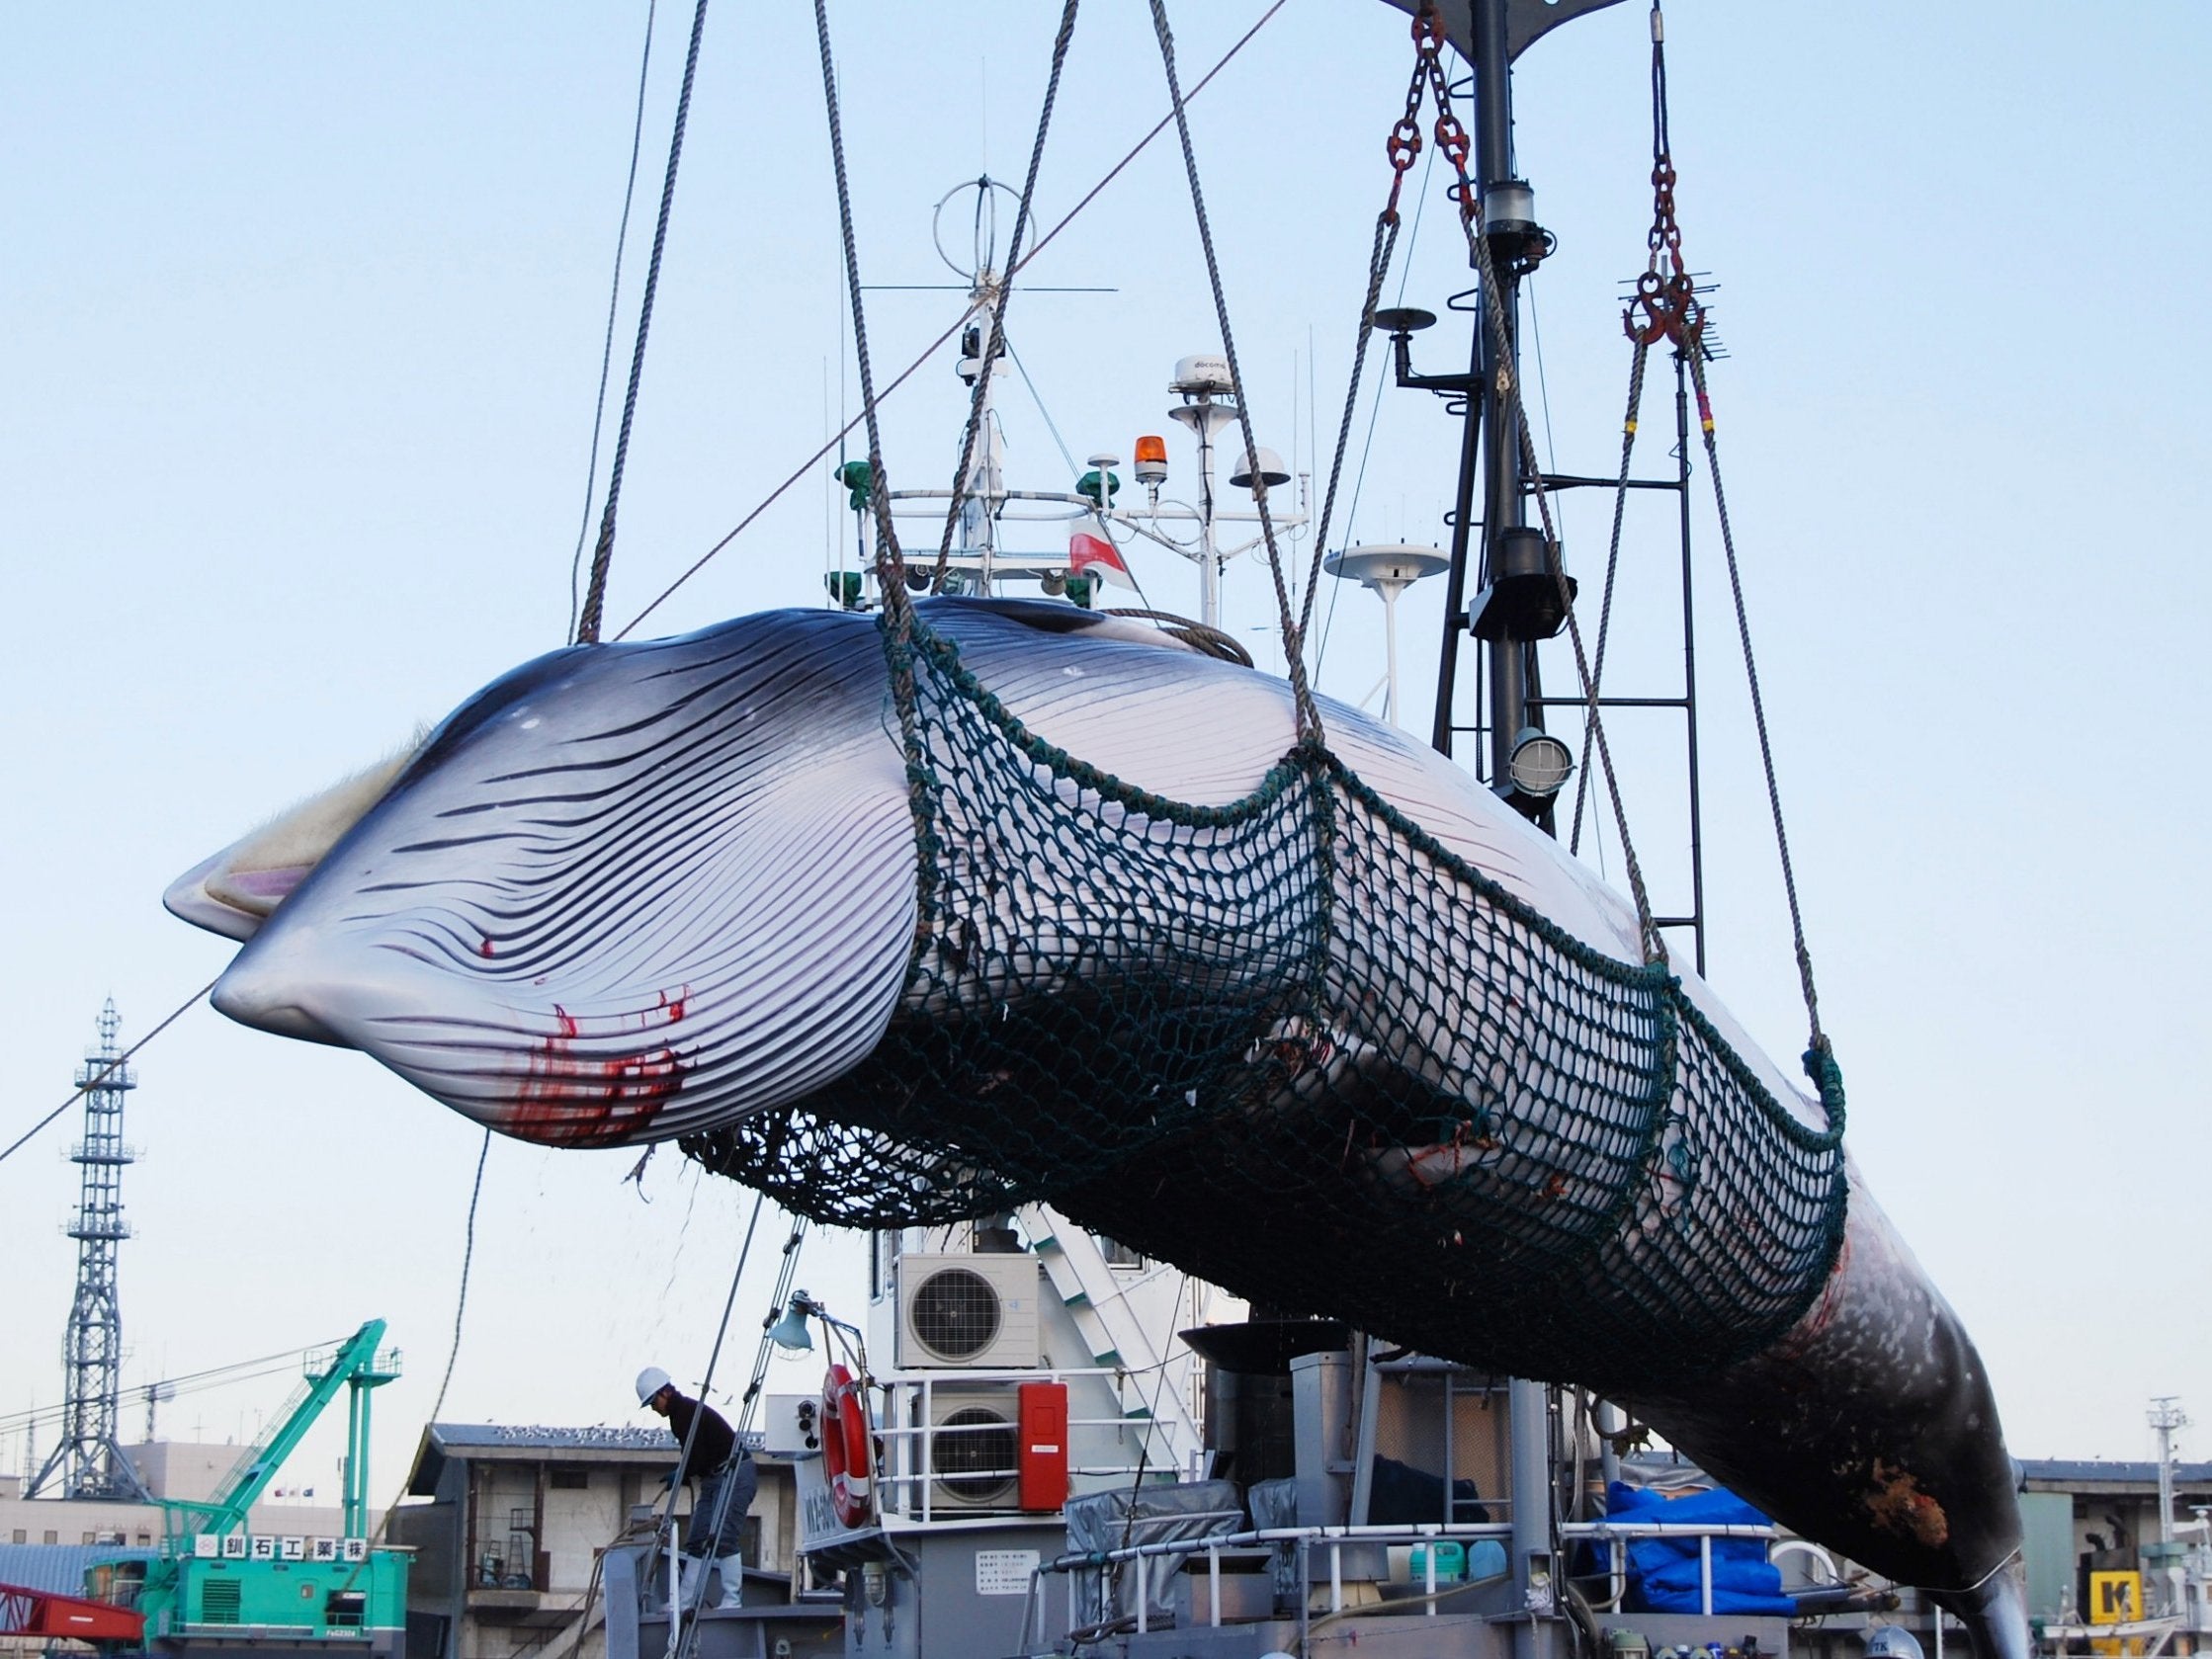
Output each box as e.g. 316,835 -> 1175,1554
28,1000 -> 150,1500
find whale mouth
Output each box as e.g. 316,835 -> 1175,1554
208,968 -> 344,1045
212,942 -> 696,1144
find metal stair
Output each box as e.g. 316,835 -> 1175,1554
1018,1205 -> 1205,1478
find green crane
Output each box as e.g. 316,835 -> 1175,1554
159,1320 -> 400,1543
104,1320 -> 410,1655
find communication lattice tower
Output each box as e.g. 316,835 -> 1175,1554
27,1000 -> 150,1499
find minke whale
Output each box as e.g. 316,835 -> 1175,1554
167,599 -> 2027,1656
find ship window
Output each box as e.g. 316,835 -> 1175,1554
550,1467 -> 589,1490
43,1531 -> 56,1545
9,1530 -> 22,1544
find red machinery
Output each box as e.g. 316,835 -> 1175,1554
0,1581 -> 147,1648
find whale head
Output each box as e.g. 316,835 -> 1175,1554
170,610 -> 916,1146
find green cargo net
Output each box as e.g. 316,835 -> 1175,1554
682,619 -> 1847,1385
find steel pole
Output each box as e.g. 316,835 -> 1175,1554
1474,0 -> 1529,791
1431,336 -> 1486,758
1509,1376 -> 1554,1659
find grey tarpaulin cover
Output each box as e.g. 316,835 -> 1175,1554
1063,1479 -> 1245,1628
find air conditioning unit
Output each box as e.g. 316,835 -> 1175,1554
922,1385 -> 1022,1512
894,1253 -> 1040,1369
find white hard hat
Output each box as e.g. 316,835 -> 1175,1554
636,1366 -> 673,1405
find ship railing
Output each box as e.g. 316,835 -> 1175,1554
1029,1517 -> 1786,1643
1031,1522 -> 1510,1646
1556,1519 -> 1782,1618
871,1419 -> 1185,1526
872,1366 -> 1202,1523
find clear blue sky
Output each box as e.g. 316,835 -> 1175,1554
2,1 -> 2207,1506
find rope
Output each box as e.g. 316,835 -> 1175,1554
567,0 -> 662,644
613,3 -> 1287,641
656,1191 -> 768,1650
1687,347 -> 1827,1057
1300,10 -> 1436,647
810,0 -> 935,945
1316,137 -> 1436,677
1416,44 -> 1664,964
1303,207 -> 1401,647
812,0 -> 905,615
932,1 -> 1083,595
1568,337 -> 1651,855
1147,0 -> 1320,749
0,980 -> 214,1169
573,0 -> 713,646
426,1128 -> 492,1425
337,1123 -> 493,1604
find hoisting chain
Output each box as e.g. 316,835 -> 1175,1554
931,0 -> 1083,595
1415,40 -> 1666,967
1614,3 -> 1836,1088
1622,4 -> 1703,354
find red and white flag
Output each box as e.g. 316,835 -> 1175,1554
1068,528 -> 1137,590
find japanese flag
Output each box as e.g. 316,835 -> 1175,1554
1069,528 -> 1137,590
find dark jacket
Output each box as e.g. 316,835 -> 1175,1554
662,1391 -> 739,1482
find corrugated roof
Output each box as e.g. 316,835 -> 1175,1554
0,1543 -> 156,1598
2019,1459 -> 2212,1487
428,1424 -> 678,1452
404,1422 -> 766,1498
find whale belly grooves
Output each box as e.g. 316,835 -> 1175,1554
170,598 -> 2023,1641
203,609 -> 920,1144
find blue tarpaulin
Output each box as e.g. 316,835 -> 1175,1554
1605,1481 -> 1796,1616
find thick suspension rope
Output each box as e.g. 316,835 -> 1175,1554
1568,337 -> 1651,856
1411,32 -> 1665,966
1298,12 -> 1434,648
613,4 -> 1287,641
811,0 -> 942,962
812,0 -> 904,616
1687,346 -> 1829,1065
1148,0 -> 1324,750
1608,2 -> 1833,1083
932,2 -> 1083,595
1573,4 -> 1698,856
574,0 -> 713,646
567,0 -> 663,644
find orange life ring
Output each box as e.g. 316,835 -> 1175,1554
819,1364 -> 875,1529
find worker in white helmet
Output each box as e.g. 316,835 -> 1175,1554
636,1367 -> 754,1609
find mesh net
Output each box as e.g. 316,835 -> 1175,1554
682,619 -> 1846,1386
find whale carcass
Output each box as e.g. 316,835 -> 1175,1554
167,599 -> 2028,1656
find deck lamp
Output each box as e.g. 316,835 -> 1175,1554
1470,527 -> 1576,642
1507,728 -> 1574,799
768,1295 -> 815,1352
771,1290 -> 865,1354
